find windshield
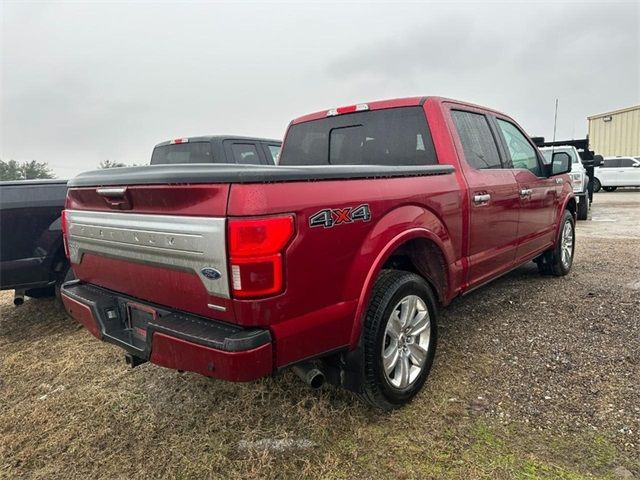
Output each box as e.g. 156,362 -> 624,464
279,107 -> 437,166
541,148 -> 580,165
150,142 -> 213,165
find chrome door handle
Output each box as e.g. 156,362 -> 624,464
520,188 -> 533,198
473,194 -> 491,204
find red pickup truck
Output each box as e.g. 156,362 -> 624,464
61,97 -> 575,409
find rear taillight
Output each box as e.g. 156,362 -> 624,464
228,215 -> 294,298
61,209 -> 70,258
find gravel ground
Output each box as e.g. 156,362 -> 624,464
1,190 -> 639,479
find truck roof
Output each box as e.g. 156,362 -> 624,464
290,96 -> 510,125
538,146 -> 577,151
153,135 -> 281,148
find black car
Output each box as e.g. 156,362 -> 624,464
0,179 -> 71,304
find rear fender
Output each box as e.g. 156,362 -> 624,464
346,205 -> 455,348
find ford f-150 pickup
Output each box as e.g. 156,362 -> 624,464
60,97 -> 575,409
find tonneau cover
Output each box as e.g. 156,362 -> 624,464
68,164 -> 455,187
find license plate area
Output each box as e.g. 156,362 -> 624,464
126,302 -> 156,341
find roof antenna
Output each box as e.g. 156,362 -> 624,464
551,98 -> 559,156
552,99 -> 559,143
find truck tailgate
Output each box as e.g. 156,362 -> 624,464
65,184 -> 234,321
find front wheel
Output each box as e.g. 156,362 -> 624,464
537,210 -> 575,276
359,270 -> 438,410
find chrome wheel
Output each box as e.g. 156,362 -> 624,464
560,220 -> 573,269
382,295 -> 431,389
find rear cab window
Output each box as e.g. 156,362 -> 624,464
150,142 -> 214,164
279,106 -> 437,166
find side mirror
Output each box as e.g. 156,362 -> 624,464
593,154 -> 604,167
633,163 -> 640,168
547,151 -> 572,176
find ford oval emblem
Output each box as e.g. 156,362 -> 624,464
201,267 -> 221,280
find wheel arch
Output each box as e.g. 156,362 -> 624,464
555,195 -> 576,242
348,213 -> 455,348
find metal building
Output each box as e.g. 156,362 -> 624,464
588,105 -> 640,156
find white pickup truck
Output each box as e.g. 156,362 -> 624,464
540,146 -> 589,220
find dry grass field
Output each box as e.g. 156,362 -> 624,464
1,191 -> 639,479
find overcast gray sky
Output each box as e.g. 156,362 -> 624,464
1,0 -> 639,178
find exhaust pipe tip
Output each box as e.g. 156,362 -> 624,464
292,362 -> 325,389
13,290 -> 25,306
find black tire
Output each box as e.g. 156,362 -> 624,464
603,186 -> 617,192
359,269 -> 438,410
593,178 -> 601,193
577,194 -> 589,221
537,210 -> 575,276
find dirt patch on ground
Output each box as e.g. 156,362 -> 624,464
1,193 -> 639,479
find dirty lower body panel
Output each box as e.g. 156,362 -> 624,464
60,281 -> 273,381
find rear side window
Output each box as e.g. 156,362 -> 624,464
279,107 -> 437,166
150,142 -> 213,164
451,110 -> 502,169
231,144 -> 261,165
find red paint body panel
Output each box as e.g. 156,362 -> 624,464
64,96 -> 574,382
61,294 -> 101,339
150,333 -> 272,382
67,184 -> 229,216
72,253 -> 235,322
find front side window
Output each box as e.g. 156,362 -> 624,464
451,110 -> 502,169
603,159 -> 621,168
496,119 -> 541,176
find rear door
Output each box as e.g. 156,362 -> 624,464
598,159 -> 620,186
493,117 -> 557,262
449,108 -> 520,288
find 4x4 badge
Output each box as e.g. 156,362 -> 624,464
309,204 -> 371,229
